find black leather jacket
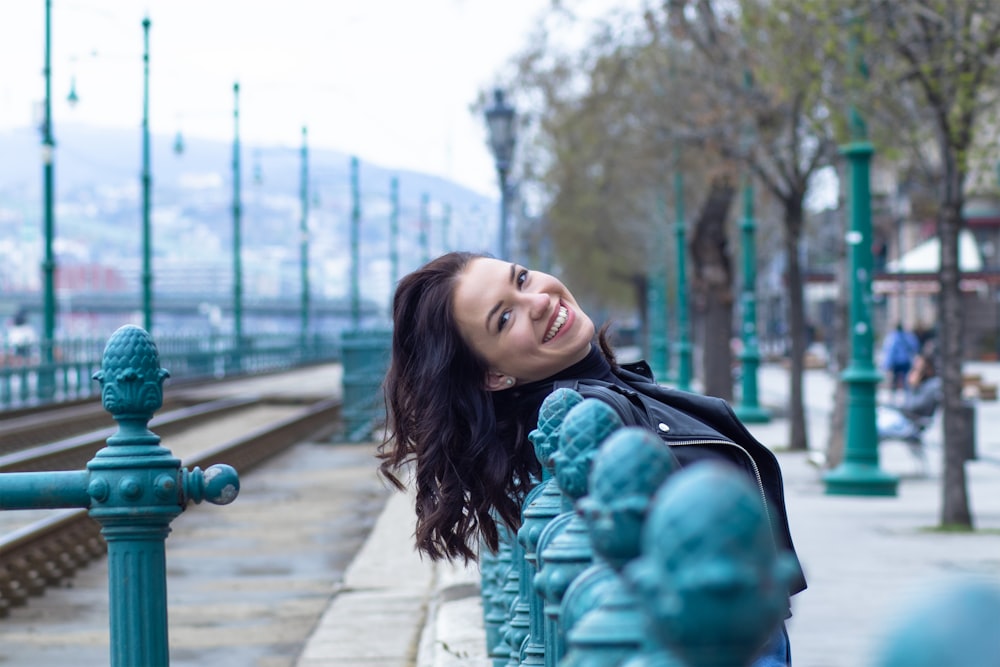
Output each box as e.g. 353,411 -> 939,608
554,359 -> 807,598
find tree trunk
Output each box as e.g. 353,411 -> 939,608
938,172 -> 972,527
690,175 -> 736,401
784,198 -> 809,451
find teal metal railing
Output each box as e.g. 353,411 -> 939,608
338,328 -> 391,442
0,332 -> 342,409
0,325 -> 240,666
483,389 -> 796,667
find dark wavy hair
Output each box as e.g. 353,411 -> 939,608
377,251 -> 541,562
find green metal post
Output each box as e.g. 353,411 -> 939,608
734,174 -> 770,422
40,0 -> 57,400
350,156 -> 361,329
141,17 -> 153,334
389,176 -> 399,302
647,193 -> 669,381
824,26 -> 898,496
299,126 -> 310,352
419,192 -> 430,265
232,82 -> 243,353
673,155 -> 692,391
0,325 -> 240,666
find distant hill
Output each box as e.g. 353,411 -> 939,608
0,124 -> 498,311
0,124 -> 494,219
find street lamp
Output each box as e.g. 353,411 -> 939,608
350,156 -> 361,329
734,172 -> 770,422
734,70 -> 769,423
299,126 -> 310,351
823,20 -> 898,497
673,145 -> 692,391
40,0 -> 57,400
484,88 -> 516,259
647,192 -> 670,381
141,17 -> 153,334
232,82 -> 244,355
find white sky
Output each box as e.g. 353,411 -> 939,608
0,0 -> 630,197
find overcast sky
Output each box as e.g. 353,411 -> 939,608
0,0 -> 630,197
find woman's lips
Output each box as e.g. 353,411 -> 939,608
544,302 -> 573,343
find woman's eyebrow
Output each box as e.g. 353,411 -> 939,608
484,264 -> 518,331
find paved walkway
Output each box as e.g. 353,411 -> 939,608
297,361 -> 1000,667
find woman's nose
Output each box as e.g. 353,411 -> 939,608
527,292 -> 549,320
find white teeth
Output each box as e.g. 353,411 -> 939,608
544,306 -> 568,342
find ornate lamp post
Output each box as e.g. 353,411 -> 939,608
39,0 -> 57,400
824,23 -> 898,496
673,148 -> 693,391
299,126 -> 310,350
734,73 -> 769,422
647,193 -> 670,381
231,82 -> 244,354
350,156 -> 361,329
484,88 -> 517,259
141,17 -> 153,334
734,174 -> 769,422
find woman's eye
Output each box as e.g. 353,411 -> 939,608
498,311 -> 511,332
517,269 -> 528,288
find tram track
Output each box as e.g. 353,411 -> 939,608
0,386 -> 343,618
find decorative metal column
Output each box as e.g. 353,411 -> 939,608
484,89 -> 516,260
734,173 -> 770,422
141,16 -> 153,334
40,0 -> 57,400
824,25 -> 898,496
647,192 -> 669,381
0,325 -> 239,667
350,156 -> 361,329
231,82 -> 244,350
299,126 -> 310,350
673,152 -> 692,391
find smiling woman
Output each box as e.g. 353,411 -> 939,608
376,250 -> 804,667
451,256 -> 596,386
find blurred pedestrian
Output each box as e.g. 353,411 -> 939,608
880,323 -> 919,399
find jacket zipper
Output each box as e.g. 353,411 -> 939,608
667,438 -> 772,528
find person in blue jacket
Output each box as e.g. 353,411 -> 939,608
377,252 -> 804,667
881,323 -> 920,398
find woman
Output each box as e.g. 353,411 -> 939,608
377,252 -> 804,663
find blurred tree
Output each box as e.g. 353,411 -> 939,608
824,0 -> 1000,528
658,0 -> 841,450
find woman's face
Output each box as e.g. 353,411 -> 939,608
452,257 -> 595,388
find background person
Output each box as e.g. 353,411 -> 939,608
880,323 -> 920,399
877,352 -> 942,442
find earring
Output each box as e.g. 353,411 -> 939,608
505,377 -> 515,387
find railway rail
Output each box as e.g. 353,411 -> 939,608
0,380 -> 343,618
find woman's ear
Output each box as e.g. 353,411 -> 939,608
485,371 -> 515,392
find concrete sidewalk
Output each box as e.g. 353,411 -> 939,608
297,362 -> 1000,667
